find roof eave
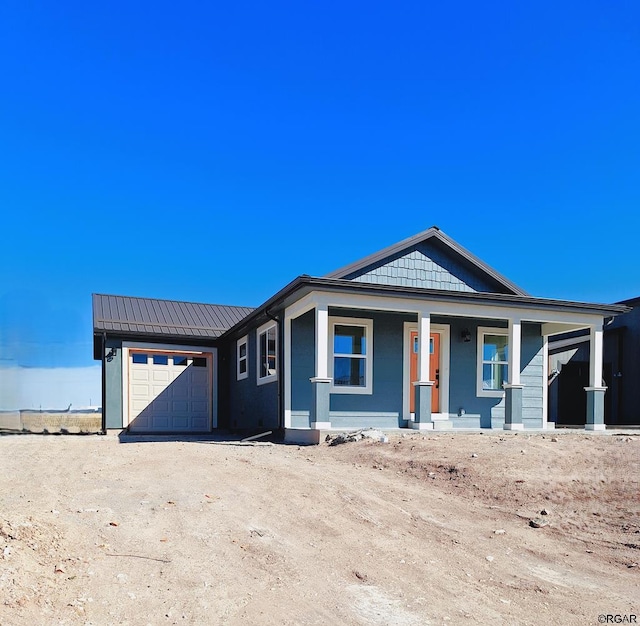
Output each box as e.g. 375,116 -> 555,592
219,276 -> 630,341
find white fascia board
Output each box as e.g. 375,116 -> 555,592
284,293 -> 318,321
293,290 -> 606,327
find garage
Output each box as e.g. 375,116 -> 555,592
127,350 -> 213,432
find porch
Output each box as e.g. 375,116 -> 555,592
283,290 -> 608,432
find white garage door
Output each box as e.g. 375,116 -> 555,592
128,351 -> 212,432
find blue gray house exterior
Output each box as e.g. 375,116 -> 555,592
93,227 -> 629,437
549,296 -> 639,426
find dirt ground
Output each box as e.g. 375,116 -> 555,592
0,430 -> 638,626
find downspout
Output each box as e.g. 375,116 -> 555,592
101,332 -> 107,435
266,309 -> 284,432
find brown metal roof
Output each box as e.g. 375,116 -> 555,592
93,294 -> 254,339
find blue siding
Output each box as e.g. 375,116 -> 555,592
444,317 -> 506,427
289,310 -> 545,430
328,310 -> 412,423
605,302 -> 640,425
443,318 -> 543,428
291,310 -> 414,428
105,339 -> 123,429
345,241 -> 499,292
291,310 -> 315,426
521,323 -> 544,427
227,328 -> 279,429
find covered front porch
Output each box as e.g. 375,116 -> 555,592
283,290 -> 609,433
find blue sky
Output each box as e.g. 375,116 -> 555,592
1,1 -> 639,375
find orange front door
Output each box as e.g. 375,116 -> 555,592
409,331 -> 440,414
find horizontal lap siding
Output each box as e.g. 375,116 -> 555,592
105,339 -> 123,428
521,323 -> 544,426
291,311 -> 315,428
227,328 -> 279,430
291,309 -> 413,428
327,310 -> 412,426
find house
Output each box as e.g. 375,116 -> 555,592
548,296 -> 639,427
93,227 -> 629,439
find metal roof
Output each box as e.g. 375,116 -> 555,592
93,293 -> 254,339
325,226 -> 529,296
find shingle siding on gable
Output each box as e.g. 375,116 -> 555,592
344,242 -> 498,292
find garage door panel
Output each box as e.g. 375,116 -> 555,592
134,415 -> 151,429
171,383 -> 190,399
131,384 -> 150,396
152,416 -> 170,429
128,351 -> 212,432
192,400 -> 209,412
132,397 -> 151,409
191,417 -> 209,429
191,384 -> 208,399
152,370 -> 170,382
172,416 -> 189,429
191,370 -> 208,385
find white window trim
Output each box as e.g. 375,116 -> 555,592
237,335 -> 248,381
256,321 -> 277,386
477,326 -> 508,397
329,316 -> 373,395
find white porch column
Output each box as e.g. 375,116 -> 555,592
412,309 -> 434,430
585,323 -> 606,431
589,324 -> 604,388
315,304 -> 329,380
284,315 -> 292,428
310,304 -> 331,429
504,316 -> 524,431
508,317 -> 521,386
417,310 -> 431,383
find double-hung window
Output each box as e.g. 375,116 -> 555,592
237,336 -> 248,381
256,322 -> 277,385
477,327 -> 509,396
330,316 -> 373,394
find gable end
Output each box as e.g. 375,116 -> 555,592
327,227 -> 527,295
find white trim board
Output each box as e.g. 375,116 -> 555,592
403,322 -> 450,422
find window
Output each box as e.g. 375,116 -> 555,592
152,355 -> 168,365
477,327 -> 509,396
330,316 -> 373,394
132,353 -> 148,364
237,336 -> 248,380
192,357 -> 207,368
257,322 -> 277,385
173,355 -> 188,366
